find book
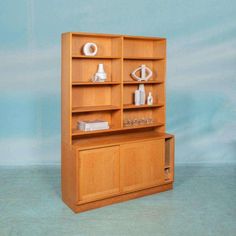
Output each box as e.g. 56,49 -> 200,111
78,120 -> 109,131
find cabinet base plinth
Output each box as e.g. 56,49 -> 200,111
70,182 -> 173,213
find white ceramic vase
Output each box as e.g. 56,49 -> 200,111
92,64 -> 107,82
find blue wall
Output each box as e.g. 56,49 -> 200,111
0,0 -> 235,165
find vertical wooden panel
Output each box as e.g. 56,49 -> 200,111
61,33 -> 72,145
77,146 -> 120,203
120,139 -> 165,193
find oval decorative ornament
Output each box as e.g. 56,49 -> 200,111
83,42 -> 98,56
131,64 -> 153,81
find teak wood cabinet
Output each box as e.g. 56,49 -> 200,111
61,32 -> 175,213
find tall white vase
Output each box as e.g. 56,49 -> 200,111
92,64 -> 107,82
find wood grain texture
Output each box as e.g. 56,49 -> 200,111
61,33 -> 72,144
61,33 -> 75,209
77,146 -> 120,204
73,183 -> 173,213
73,131 -> 172,150
120,139 -> 165,193
164,136 -> 175,182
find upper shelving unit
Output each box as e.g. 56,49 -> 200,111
62,32 -> 167,141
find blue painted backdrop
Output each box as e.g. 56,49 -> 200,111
0,0 -> 235,165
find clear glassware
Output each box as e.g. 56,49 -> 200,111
127,119 -> 131,127
133,119 -> 138,126
123,119 -> 128,127
137,118 -> 142,126
147,117 -> 153,124
129,119 -> 134,127
142,117 -> 147,125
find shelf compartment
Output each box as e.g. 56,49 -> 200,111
123,109 -> 153,121
123,107 -> 165,127
72,84 -> 121,107
123,84 -> 164,106
164,136 -> 175,182
123,38 -> 166,58
72,58 -> 122,83
72,110 -> 121,133
72,81 -> 120,86
123,103 -> 164,110
152,106 -> 166,124
123,59 -> 165,83
72,105 -> 120,113
72,35 -> 122,57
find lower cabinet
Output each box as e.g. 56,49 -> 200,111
77,139 -> 165,204
77,146 -> 120,204
120,139 -> 165,193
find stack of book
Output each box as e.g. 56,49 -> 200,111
78,120 -> 109,131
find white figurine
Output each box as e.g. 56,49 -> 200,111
147,92 -> 153,105
131,64 -> 152,81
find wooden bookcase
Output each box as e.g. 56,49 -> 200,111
61,32 -> 175,213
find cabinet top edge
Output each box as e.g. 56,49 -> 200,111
72,132 -> 173,151
62,32 -> 166,40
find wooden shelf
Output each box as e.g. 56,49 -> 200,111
122,122 -> 164,131
124,57 -> 165,60
72,81 -> 120,86
123,81 -> 164,85
72,105 -> 120,113
72,122 -> 164,137
72,55 -> 121,59
123,103 -> 164,109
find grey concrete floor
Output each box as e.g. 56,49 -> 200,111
0,164 -> 235,236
